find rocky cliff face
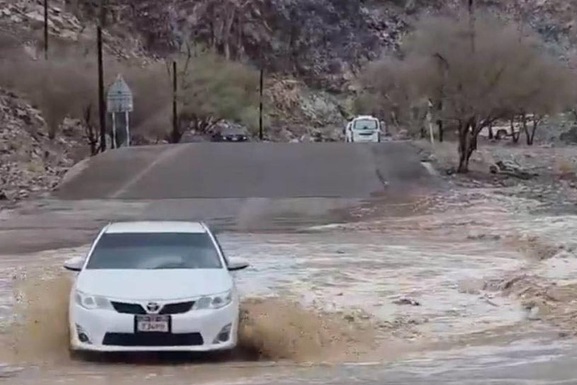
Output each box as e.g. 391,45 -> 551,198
71,0 -> 401,91
2,0 -> 577,94
4,0 -> 577,80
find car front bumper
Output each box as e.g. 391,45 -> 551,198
352,133 -> 380,142
69,302 -> 239,352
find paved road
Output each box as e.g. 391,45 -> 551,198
1,142 -> 440,253
0,141 -> 437,253
54,142 -> 435,200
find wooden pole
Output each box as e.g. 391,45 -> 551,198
97,0 -> 106,152
258,64 -> 264,140
172,60 -> 178,143
43,0 -> 48,59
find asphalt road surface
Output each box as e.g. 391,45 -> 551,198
54,142 -> 435,200
19,141 -> 437,252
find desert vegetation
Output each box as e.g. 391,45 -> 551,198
356,12 -> 577,172
0,36 -> 260,153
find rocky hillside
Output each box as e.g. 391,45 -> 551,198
2,0 -> 577,202
0,89 -> 84,202
3,0 -> 577,83
66,0 -> 577,83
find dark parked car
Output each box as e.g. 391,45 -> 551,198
211,126 -> 249,142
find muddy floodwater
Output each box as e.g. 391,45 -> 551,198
1,187 -> 577,384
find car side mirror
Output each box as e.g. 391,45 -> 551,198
63,256 -> 85,272
227,257 -> 250,271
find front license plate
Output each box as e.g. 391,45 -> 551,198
135,315 -> 170,332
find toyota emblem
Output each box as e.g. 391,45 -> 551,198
146,302 -> 160,313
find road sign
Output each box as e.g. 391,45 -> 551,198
106,74 -> 133,113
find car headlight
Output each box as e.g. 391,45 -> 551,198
193,290 -> 233,310
74,290 -> 112,310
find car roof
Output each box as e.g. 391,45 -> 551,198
104,221 -> 208,234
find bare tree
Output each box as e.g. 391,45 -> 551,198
0,36 -> 170,151
359,56 -> 435,135
359,12 -> 576,172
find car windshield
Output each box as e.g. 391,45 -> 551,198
85,232 -> 223,270
353,119 -> 378,130
221,128 -> 246,135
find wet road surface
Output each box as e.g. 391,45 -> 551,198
54,142 -> 436,200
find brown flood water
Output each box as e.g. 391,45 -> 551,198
0,188 -> 576,384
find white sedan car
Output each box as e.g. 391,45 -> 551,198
63,221 -> 249,353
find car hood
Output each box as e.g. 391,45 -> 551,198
76,269 -> 233,301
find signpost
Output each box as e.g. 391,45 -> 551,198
106,74 -> 133,148
426,99 -> 435,147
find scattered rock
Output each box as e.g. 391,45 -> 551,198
445,167 -> 456,176
491,160 -> 538,180
392,297 -> 421,306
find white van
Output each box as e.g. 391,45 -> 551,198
345,115 -> 384,143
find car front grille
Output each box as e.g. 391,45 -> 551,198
160,301 -> 194,314
110,301 -> 195,315
111,301 -> 146,314
103,332 -> 204,347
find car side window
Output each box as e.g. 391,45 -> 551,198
212,234 -> 229,267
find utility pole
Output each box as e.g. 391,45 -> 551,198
518,0 -> 525,42
258,60 -> 264,141
43,0 -> 48,59
97,0 -> 106,152
433,53 -> 449,143
468,0 -> 475,53
172,60 -> 178,143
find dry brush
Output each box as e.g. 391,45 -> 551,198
0,36 -> 260,152
357,12 -> 577,172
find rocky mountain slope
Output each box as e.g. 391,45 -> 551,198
0,89 -> 84,202
1,0 -> 577,202
66,0 -> 577,82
